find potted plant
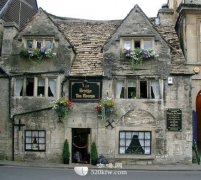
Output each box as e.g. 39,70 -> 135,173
90,142 -> 98,165
62,139 -> 70,164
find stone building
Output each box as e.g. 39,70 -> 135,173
163,0 -> 201,153
0,1 -> 194,164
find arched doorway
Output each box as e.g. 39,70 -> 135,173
196,90 -> 201,150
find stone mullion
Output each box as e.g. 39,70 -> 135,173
34,77 -> 38,97
45,77 -> 48,97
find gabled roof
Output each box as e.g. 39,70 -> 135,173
47,4 -> 188,76
49,14 -> 121,76
14,3 -> 187,76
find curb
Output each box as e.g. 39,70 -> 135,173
0,161 -> 201,171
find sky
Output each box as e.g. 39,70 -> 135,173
36,0 -> 168,20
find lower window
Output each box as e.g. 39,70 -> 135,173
25,130 -> 46,151
119,131 -> 151,155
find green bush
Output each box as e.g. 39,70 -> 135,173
62,139 -> 70,164
90,142 -> 98,165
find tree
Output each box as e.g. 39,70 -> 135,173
62,139 -> 70,164
90,142 -> 98,165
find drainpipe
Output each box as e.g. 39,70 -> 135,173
7,75 -> 14,161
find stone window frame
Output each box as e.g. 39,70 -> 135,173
119,131 -> 152,155
24,130 -> 46,152
23,37 -> 54,53
120,36 -> 155,52
114,77 -> 162,100
13,75 -> 60,98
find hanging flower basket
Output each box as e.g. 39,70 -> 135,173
53,97 -> 72,121
95,97 -> 114,119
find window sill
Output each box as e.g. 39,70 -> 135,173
115,98 -> 162,102
115,154 -> 155,160
13,96 -> 56,99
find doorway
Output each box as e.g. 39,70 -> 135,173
72,128 -> 90,164
196,90 -> 201,151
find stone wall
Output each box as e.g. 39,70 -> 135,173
0,77 -> 11,160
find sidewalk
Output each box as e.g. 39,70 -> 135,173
0,160 -> 201,171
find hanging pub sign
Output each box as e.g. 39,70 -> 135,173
69,79 -> 102,102
166,108 -> 182,131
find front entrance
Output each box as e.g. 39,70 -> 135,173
196,90 -> 201,151
72,128 -> 90,164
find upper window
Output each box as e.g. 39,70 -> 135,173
14,76 -> 57,98
121,37 -> 154,51
115,78 -> 161,99
26,39 -> 53,52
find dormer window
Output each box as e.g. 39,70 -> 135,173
26,39 -> 53,52
121,37 -> 154,52
20,37 -> 56,60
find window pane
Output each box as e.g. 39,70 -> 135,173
39,138 -> 45,143
27,40 -> 33,50
144,40 -> 152,49
26,138 -> 32,143
145,132 -> 151,139
26,131 -> 31,136
140,81 -> 147,98
145,140 -> 150,146
26,144 -> 31,150
48,79 -> 56,97
39,144 -> 45,150
39,131 -> 45,137
124,41 -> 131,50
120,132 -> 125,139
126,140 -> 131,146
126,132 -> 132,139
144,147 -> 151,155
134,41 -> 140,48
139,132 -> 144,139
26,78 -> 34,96
45,40 -> 53,50
120,147 -> 126,154
128,80 -> 136,99
15,78 -> 23,96
151,80 -> 160,99
116,81 -> 124,98
38,78 -> 45,97
36,41 -> 42,49
120,139 -> 125,146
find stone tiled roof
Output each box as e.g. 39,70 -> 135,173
48,12 -> 189,76
49,14 -> 121,76
154,25 -> 190,74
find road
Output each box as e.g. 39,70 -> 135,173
0,166 -> 201,180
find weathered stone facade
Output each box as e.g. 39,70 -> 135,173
0,1 -> 195,165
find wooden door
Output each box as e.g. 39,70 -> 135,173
196,90 -> 201,148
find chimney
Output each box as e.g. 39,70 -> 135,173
1,22 -> 19,56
